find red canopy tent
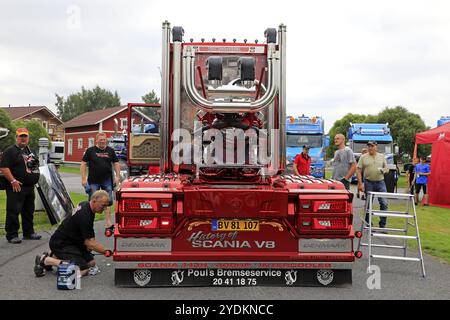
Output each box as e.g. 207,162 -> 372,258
414,122 -> 450,208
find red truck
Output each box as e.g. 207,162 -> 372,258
111,21 -> 361,287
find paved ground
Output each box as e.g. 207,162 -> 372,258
0,179 -> 449,300
59,172 -> 85,194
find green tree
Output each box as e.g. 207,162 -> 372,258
326,113 -> 376,158
13,120 -> 52,152
0,109 -> 16,151
55,85 -> 121,122
139,90 -> 160,120
141,89 -> 160,104
377,106 -> 429,157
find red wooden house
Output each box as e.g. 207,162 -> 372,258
62,106 -> 128,163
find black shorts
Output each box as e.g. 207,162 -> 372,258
50,243 -> 94,271
415,183 -> 427,194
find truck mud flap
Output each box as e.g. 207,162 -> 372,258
115,268 -> 351,287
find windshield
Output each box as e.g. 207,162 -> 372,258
352,142 -> 392,154
287,134 -> 322,148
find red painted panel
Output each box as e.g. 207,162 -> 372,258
101,109 -> 129,132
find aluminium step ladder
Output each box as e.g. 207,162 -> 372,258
357,191 -> 426,277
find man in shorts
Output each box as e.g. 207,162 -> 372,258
81,132 -> 121,232
33,190 -> 112,277
414,156 -> 431,206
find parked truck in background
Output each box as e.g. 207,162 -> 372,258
348,123 -> 398,191
437,116 -> 450,127
286,115 -> 329,178
48,141 -> 64,165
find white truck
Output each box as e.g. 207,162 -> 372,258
48,141 -> 64,165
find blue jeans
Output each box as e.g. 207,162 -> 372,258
364,180 -> 388,227
85,177 -> 113,206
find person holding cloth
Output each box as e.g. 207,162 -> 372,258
331,134 -> 356,190
0,128 -> 41,244
34,190 -> 113,277
414,156 -> 430,206
81,132 -> 121,232
293,145 -> 312,176
357,141 -> 389,228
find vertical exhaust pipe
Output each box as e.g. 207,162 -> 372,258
161,21 -> 171,173
172,26 -> 183,134
278,24 -> 287,172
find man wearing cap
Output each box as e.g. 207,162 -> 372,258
357,141 -> 389,228
0,128 -> 41,244
293,145 -> 312,176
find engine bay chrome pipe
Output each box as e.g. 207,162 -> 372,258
182,44 -> 279,113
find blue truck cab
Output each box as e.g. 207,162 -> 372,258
348,123 -> 397,183
286,115 -> 329,178
437,116 -> 450,127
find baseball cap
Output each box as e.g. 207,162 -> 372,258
16,128 -> 29,136
366,141 -> 377,146
302,145 -> 311,149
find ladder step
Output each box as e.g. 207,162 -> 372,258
372,212 -> 415,218
360,243 -> 406,249
367,192 -> 414,200
372,210 -> 412,215
372,233 -> 417,240
371,254 -> 421,262
363,226 -> 407,232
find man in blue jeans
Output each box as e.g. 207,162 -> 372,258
357,141 -> 389,228
80,133 -> 121,230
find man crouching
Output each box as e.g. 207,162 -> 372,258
34,190 -> 112,277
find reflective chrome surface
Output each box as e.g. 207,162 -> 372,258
36,164 -> 74,225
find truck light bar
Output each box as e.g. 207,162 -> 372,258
300,200 -> 348,213
120,216 -> 174,233
359,128 -> 387,135
122,199 -> 158,212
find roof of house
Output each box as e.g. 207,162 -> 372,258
62,106 -> 127,129
0,106 -> 63,124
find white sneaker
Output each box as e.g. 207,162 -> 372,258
88,265 -> 100,276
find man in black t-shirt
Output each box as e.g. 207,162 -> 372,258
34,190 -> 112,277
0,128 -> 41,244
80,132 -> 120,231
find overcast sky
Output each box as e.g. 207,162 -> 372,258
1,0 -> 449,132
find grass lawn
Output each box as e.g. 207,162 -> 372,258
57,165 -> 81,175
0,191 -> 111,237
396,173 -> 408,189
369,202 -> 450,264
325,167 -> 332,179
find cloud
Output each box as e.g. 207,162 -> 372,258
1,0 -> 449,132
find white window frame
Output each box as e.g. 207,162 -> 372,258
120,118 -> 128,130
88,137 -> 95,148
78,138 -> 83,149
68,139 -> 73,156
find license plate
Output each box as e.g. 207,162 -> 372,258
212,219 -> 259,231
